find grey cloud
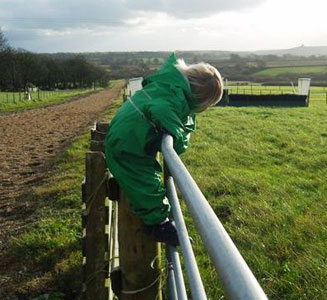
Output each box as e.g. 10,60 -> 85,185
3,29 -> 40,43
1,0 -> 264,28
1,0 -> 130,32
1,0 -> 264,45
127,0 -> 264,18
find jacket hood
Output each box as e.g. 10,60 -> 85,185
142,53 -> 199,112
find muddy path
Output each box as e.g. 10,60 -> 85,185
0,83 -> 123,255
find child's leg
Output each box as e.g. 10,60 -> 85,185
106,151 -> 179,245
106,151 -> 170,225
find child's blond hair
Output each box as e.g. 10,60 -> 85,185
176,59 -> 223,112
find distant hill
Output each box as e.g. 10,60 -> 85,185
44,45 -> 327,61
254,45 -> 327,57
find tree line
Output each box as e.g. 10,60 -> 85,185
81,51 -> 327,86
0,30 -> 110,91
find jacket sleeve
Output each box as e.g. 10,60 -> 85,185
147,98 -> 195,155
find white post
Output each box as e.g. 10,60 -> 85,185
298,78 -> 311,95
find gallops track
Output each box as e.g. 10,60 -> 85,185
0,83 -> 123,253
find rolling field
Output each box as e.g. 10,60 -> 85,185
184,99 -> 327,299
1,86 -> 326,299
254,65 -> 327,77
266,60 -> 327,68
0,88 -> 102,113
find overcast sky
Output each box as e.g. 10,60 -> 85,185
0,0 -> 326,53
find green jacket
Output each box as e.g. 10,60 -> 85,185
104,53 -> 199,225
105,53 -> 198,159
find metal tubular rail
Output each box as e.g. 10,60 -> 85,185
166,248 -> 178,300
167,246 -> 187,300
162,134 -> 268,300
166,176 -> 205,300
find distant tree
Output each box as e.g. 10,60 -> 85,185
0,30 -> 17,90
15,51 -> 43,90
68,55 -> 89,87
40,56 -> 62,89
256,60 -> 266,69
282,54 -> 296,59
63,55 -> 109,88
0,28 -> 8,51
264,54 -> 280,61
0,32 -> 110,91
229,54 -> 242,62
0,49 -> 16,90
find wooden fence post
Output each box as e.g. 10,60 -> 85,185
96,119 -> 162,299
83,122 -> 121,300
83,121 -> 162,300
83,151 -> 109,300
118,189 -> 162,300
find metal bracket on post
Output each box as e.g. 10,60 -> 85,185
110,267 -> 122,297
91,129 -> 107,141
107,176 -> 120,201
96,122 -> 110,133
90,140 -> 104,152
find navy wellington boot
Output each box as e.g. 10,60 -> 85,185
144,220 -> 179,246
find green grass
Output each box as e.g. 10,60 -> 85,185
5,88 -> 123,299
0,88 -> 103,113
7,85 -> 327,299
254,66 -> 327,77
181,101 -> 327,299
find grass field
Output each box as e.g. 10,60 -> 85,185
183,101 -> 327,299
7,87 -> 327,299
266,60 -> 327,68
0,88 -> 103,113
254,66 -> 327,77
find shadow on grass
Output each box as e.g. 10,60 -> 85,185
3,235 -> 83,300
0,164 -> 84,299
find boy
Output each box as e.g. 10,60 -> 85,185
105,53 -> 223,246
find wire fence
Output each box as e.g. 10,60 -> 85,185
0,89 -> 95,104
227,86 -> 327,103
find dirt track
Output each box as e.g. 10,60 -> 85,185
0,83 -> 123,254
